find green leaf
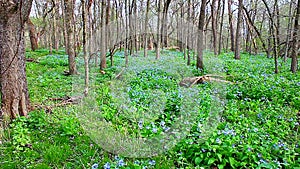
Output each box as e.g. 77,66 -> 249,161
217,154 -> 222,162
195,157 -> 202,165
229,157 -> 235,167
208,158 -> 216,165
218,164 -> 225,169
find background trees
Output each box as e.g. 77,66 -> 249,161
27,0 -> 298,72
0,0 -> 300,121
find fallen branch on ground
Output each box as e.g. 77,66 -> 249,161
179,75 -> 233,88
33,95 -> 83,113
115,67 -> 125,79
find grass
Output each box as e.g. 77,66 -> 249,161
0,49 -> 299,169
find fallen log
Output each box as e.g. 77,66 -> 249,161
179,75 -> 233,88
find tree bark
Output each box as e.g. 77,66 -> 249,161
0,0 -> 33,120
234,0 -> 243,60
228,0 -> 235,52
161,0 -> 171,48
218,0 -> 225,54
27,19 -> 39,51
197,0 -> 206,70
211,0 -> 218,55
100,1 -> 107,70
144,0 -> 150,57
156,0 -> 162,60
64,0 -> 77,74
291,0 -> 300,73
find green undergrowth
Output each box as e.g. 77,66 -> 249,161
0,49 -> 299,169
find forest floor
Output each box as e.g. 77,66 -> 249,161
0,49 -> 299,169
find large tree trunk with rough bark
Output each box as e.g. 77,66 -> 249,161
0,0 -> 33,121
64,0 -> 77,74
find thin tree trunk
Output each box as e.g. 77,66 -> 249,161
64,0 -> 77,74
291,0 -> 300,73
100,1 -> 107,70
284,1 -> 293,62
82,0 -> 89,95
156,0 -> 162,60
197,0 -> 206,70
228,0 -> 235,52
234,0 -> 243,60
218,0 -> 225,54
187,0 -> 191,65
27,19 -> 39,51
144,0 -> 150,57
211,0 -> 218,55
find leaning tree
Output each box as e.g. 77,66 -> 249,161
0,0 -> 33,120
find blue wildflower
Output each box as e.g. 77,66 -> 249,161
160,121 -> 165,127
138,120 -> 143,129
149,160 -> 156,166
257,113 -> 262,118
216,138 -> 221,144
163,127 -> 170,132
253,128 -> 258,132
92,163 -> 98,169
152,127 -> 158,133
117,159 -> 125,167
114,156 -> 120,161
259,159 -> 267,164
134,160 -> 140,165
103,162 -> 110,169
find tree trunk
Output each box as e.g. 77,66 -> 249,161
228,0 -> 235,52
234,0 -> 243,60
197,0 -> 206,70
211,0 -> 218,55
156,0 -> 162,60
82,0 -> 89,96
187,0 -> 191,65
161,0 -> 171,48
100,1 -> 107,70
291,0 -> 300,73
218,0 -> 225,54
0,0 -> 33,121
64,0 -> 77,74
284,1 -> 293,62
27,19 -> 39,51
144,0 -> 150,57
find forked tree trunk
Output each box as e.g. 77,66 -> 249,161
0,1 -> 33,120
